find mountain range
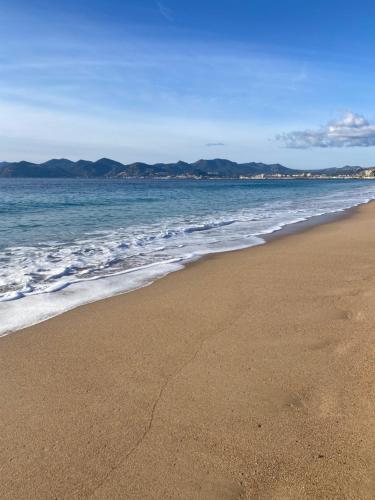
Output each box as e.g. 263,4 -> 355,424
0,158 -> 368,178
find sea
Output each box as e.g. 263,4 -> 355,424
1,177 -> 375,335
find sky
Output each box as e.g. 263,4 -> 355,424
1,0 -> 375,168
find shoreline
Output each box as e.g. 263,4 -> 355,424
1,201 -> 375,498
0,200 -> 369,338
263,203 -> 359,242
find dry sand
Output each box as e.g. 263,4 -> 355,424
1,203 -> 375,499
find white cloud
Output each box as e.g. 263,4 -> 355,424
277,112 -> 375,148
156,2 -> 174,21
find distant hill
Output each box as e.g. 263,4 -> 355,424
313,165 -> 364,176
0,158 -> 370,178
0,158 -> 125,178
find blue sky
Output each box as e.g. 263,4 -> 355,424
1,0 -> 375,168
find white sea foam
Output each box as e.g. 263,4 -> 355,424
0,259 -> 185,335
1,182 -> 375,336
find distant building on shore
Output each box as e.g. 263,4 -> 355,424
361,168 -> 375,178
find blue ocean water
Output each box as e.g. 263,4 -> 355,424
1,178 -> 375,334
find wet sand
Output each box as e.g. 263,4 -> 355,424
1,203 -> 375,499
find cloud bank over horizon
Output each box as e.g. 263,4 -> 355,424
277,112 -> 375,149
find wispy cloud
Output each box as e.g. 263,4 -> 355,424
276,112 -> 375,148
0,32 -> 319,123
3,4 -> 375,167
156,2 -> 174,22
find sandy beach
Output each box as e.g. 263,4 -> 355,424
1,202 -> 375,499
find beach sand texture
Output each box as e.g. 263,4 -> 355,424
1,203 -> 375,499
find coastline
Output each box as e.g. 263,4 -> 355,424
0,199 -> 369,338
263,203 -> 359,242
1,202 -> 375,498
